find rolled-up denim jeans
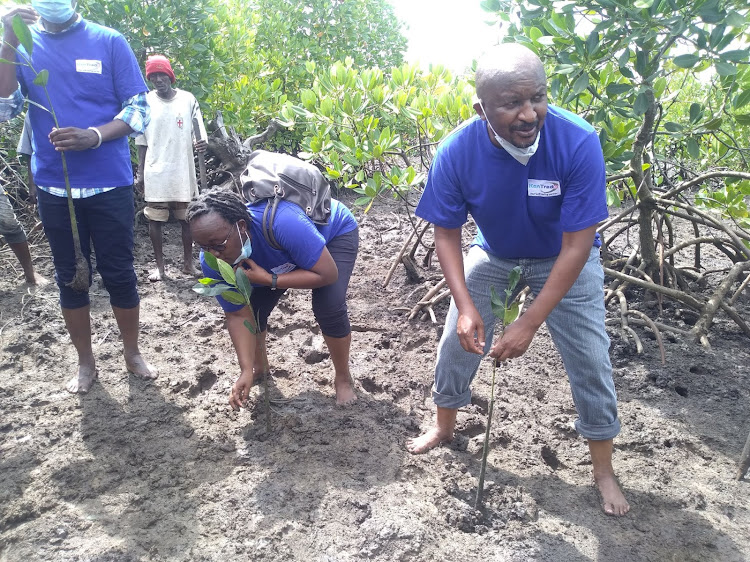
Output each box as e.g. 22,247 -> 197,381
432,245 -> 620,441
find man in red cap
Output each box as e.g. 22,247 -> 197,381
136,55 -> 207,281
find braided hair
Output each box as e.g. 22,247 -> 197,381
186,188 -> 253,226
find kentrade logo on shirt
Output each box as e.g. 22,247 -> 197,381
527,179 -> 561,197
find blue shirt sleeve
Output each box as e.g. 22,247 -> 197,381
559,131 -> 609,232
415,141 -> 469,229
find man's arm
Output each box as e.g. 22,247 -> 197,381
491,224 -> 597,361
135,144 -> 147,193
48,92 -> 150,151
435,225 -> 486,355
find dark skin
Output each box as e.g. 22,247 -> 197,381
190,211 -> 357,410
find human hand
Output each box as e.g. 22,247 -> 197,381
489,316 -> 537,361
194,139 -> 207,153
2,7 -> 38,48
236,259 -> 272,286
456,306 -> 486,355
49,127 -> 100,151
229,371 -> 254,410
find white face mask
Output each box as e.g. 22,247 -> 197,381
478,100 -> 540,166
233,223 -> 253,265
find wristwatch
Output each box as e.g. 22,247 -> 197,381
271,273 -> 278,290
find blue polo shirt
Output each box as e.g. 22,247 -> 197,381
201,198 -> 358,312
16,19 -> 147,188
416,106 -> 608,259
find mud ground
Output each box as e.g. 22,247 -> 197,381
0,198 -> 749,561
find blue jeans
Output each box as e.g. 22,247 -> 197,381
433,245 -> 620,441
37,187 -> 139,309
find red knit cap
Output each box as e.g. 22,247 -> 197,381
145,55 -> 175,84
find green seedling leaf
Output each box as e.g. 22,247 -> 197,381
504,301 -> 520,326
0,58 -> 23,65
507,265 -> 522,293
203,251 -> 219,271
489,286 -> 505,320
217,258 -> 236,286
12,15 -> 33,55
192,283 -> 233,297
235,268 -> 254,302
243,319 -> 257,334
221,290 -> 246,305
33,69 -> 49,87
197,276 -> 220,285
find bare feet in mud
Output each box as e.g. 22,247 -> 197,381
335,374 -> 357,405
406,427 -> 454,454
125,352 -> 158,380
148,268 -> 165,282
182,263 -> 199,277
595,472 -> 630,516
65,362 -> 98,394
24,273 -> 49,287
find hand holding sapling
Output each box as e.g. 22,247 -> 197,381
475,265 -> 523,509
49,126 -> 101,151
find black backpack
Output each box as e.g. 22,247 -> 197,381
240,150 -> 332,250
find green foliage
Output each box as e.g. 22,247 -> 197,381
283,59 -> 476,209
193,253 -> 256,333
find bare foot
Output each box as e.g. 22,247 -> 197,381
125,353 -> 158,380
406,427 -> 453,454
148,269 -> 164,282
65,364 -> 98,394
182,263 -> 199,277
334,374 -> 357,405
595,472 -> 630,516
25,273 -> 49,286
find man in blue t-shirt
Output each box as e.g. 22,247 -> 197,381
408,44 -> 629,516
0,2 -> 155,393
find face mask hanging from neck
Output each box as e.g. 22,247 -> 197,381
32,0 -> 76,24
478,100 -> 540,166
233,223 -> 253,265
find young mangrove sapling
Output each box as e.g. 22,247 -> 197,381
475,265 -> 523,509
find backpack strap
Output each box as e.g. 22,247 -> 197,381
261,184 -> 284,251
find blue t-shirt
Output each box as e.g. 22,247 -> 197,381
201,198 -> 358,312
415,106 -> 608,259
16,19 -> 147,188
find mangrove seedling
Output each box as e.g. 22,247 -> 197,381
192,252 -> 272,432
475,265 -> 523,509
2,15 -> 88,290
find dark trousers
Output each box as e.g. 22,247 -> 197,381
251,227 -> 359,338
37,187 -> 139,309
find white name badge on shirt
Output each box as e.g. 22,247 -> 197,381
76,60 -> 102,74
272,263 -> 297,274
528,179 -> 561,198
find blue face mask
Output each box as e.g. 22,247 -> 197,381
233,223 -> 253,265
32,0 -> 76,24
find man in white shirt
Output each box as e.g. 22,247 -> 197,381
135,55 -> 207,282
